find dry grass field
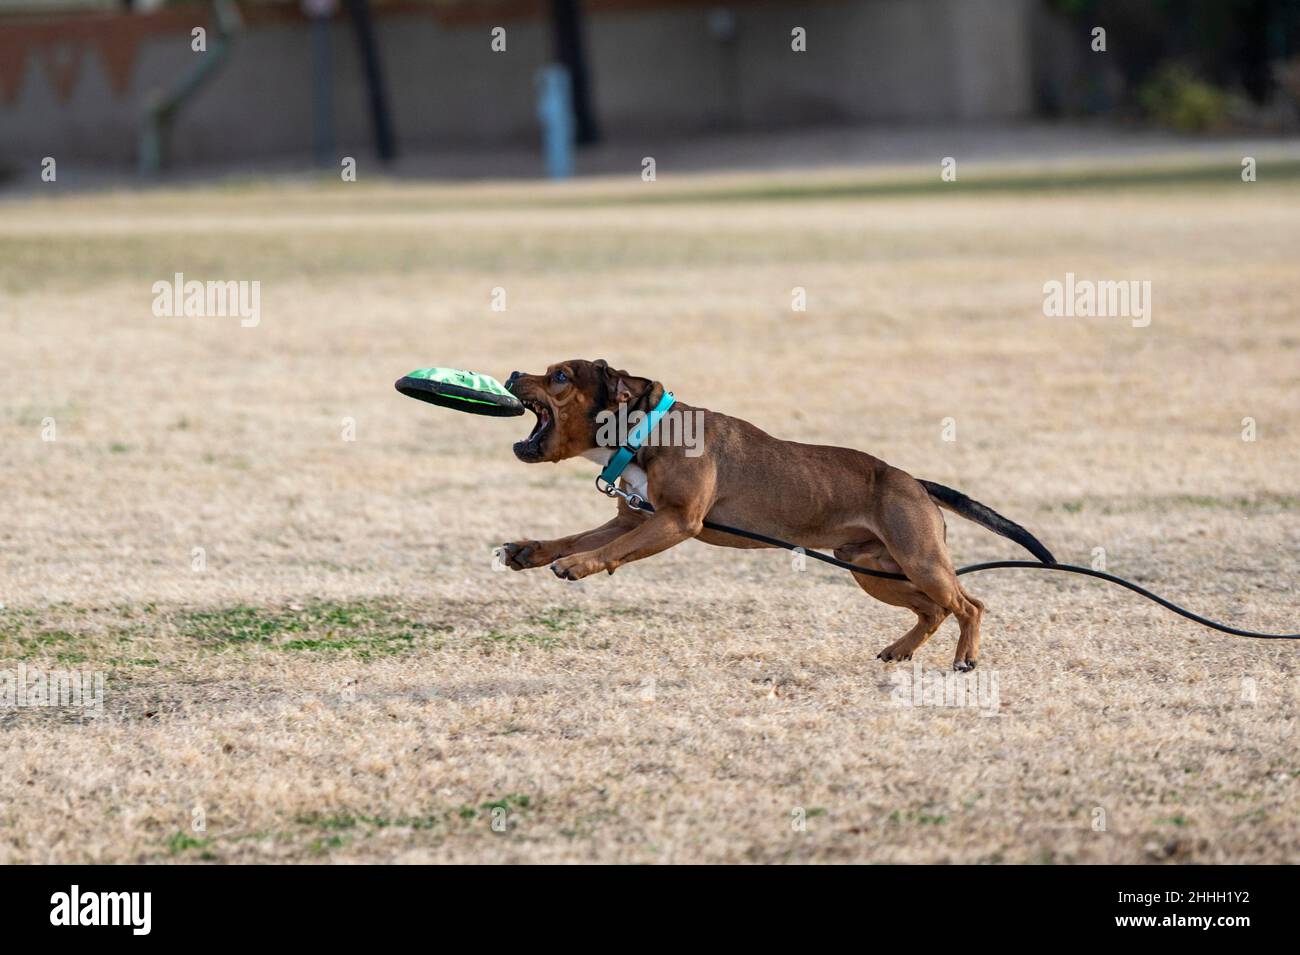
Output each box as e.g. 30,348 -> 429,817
1,160 -> 1298,864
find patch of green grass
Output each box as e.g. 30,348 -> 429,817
1,601 -> 452,665
0,626 -> 91,662
166,831 -> 214,857
308,835 -> 347,854
180,601 -> 447,658
1164,493 -> 1300,512
364,813 -> 440,830
183,606 -> 307,645
478,607 -> 585,651
295,809 -> 441,832
296,807 -> 450,842
888,808 -> 948,826
457,793 -> 534,821
481,793 -> 532,812
278,638 -> 345,652
296,812 -> 358,830
531,608 -> 585,632
1157,815 -> 1190,827
0,622 -> 92,665
1042,492 -> 1300,516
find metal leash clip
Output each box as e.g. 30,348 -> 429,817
594,476 -> 648,511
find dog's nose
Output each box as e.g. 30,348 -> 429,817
506,371 -> 522,392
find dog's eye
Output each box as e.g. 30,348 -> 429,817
553,370 -> 568,384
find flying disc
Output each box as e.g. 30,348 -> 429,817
394,367 -> 524,417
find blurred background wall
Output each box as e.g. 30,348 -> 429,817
1,0 -> 1298,172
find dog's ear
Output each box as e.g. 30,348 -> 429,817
595,360 -> 653,408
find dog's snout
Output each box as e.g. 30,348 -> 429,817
506,371 -> 522,392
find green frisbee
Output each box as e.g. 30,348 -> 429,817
394,367 -> 524,417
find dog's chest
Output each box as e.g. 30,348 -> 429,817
581,449 -> 650,502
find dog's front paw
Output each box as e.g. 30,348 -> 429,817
499,540 -> 549,570
550,553 -> 604,581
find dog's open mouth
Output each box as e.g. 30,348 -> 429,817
513,398 -> 553,461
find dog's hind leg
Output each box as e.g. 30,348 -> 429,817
881,605 -> 949,662
949,586 -> 984,670
834,541 -> 950,662
869,474 -> 986,671
871,522 -> 984,672
884,554 -> 983,672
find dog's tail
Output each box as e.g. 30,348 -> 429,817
919,480 -> 1056,564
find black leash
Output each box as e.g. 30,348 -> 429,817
608,489 -> 1299,640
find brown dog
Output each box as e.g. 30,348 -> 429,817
500,359 -> 1055,671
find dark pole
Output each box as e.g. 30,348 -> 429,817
550,0 -> 599,145
346,0 -> 396,162
310,10 -> 335,167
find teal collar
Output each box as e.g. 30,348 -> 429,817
599,390 -> 676,487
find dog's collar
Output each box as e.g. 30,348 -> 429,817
598,390 -> 675,488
